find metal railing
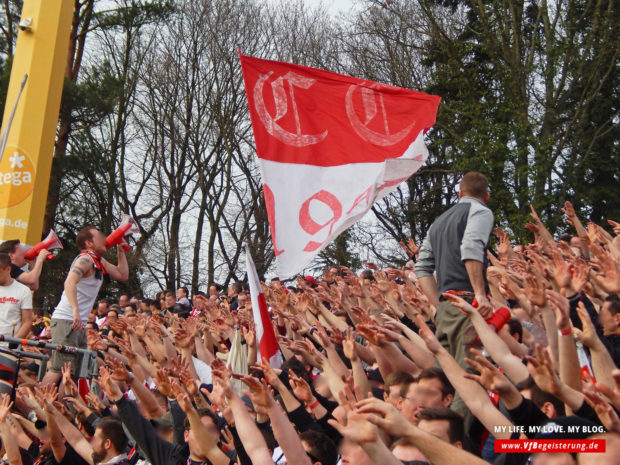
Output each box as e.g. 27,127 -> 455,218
0,335 -> 99,380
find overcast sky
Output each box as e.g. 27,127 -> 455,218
318,0 -> 359,16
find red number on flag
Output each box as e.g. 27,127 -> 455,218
299,190 -> 342,252
346,185 -> 372,215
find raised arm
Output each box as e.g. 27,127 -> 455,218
214,368 -> 275,465
526,344 -> 585,412
0,395 -> 23,465
43,399 -> 95,465
357,398 -> 490,465
107,356 -> 165,419
573,302 -> 617,388
546,290 -> 582,402
255,362 -> 301,412
329,393 -> 403,465
342,330 -> 371,398
416,316 -> 515,439
443,294 -> 529,384
101,243 -> 129,281
172,380 -> 230,465
17,248 -> 48,291
240,375 -> 312,465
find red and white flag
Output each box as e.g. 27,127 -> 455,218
240,53 -> 441,278
245,243 -> 282,367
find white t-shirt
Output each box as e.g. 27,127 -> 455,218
0,279 -> 32,339
193,357 -> 212,385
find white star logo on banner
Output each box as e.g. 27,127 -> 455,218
8,152 -> 24,169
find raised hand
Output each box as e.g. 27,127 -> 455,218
61,362 -> 78,396
238,374 -> 273,411
525,345 -> 562,396
34,383 -> 58,407
464,349 -> 514,396
171,378 -> 194,414
355,397 -> 414,438
545,290 -> 571,331
85,391 -> 106,412
153,368 -> 174,398
106,356 -> 132,383
571,259 -> 590,294
329,327 -> 346,345
441,293 -> 476,316
87,329 -> 107,351
173,328 -> 196,349
342,329 -> 357,361
0,393 -> 13,422
221,425 -> 235,451
416,315 -> 442,355
327,388 -> 377,444
178,360 -> 198,398
349,306 -> 372,324
116,339 -> 136,363
549,249 -> 572,290
589,244 -> 620,294
608,220 -> 620,236
202,381 -> 226,410
253,362 -> 283,390
96,366 -> 123,401
288,339 -> 324,368
583,390 -> 620,433
561,201 -> 577,226
134,319 -> 148,339
288,370 -> 313,404
522,274 -> 546,307
595,369 -> 620,411
212,367 -> 235,399
17,386 -> 41,412
355,323 -> 385,347
65,394 -> 90,415
572,302 -> 599,349
242,324 -> 256,348
494,228 -> 512,258
109,318 -> 128,336
314,321 -> 334,349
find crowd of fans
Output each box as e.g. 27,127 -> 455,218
0,185 -> 619,465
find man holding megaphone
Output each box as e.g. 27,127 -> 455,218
0,238 -> 50,291
42,225 -> 129,383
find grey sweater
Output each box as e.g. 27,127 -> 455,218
414,196 -> 494,294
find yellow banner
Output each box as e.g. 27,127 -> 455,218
0,0 -> 73,245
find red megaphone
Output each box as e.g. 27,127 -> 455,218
25,229 -> 63,261
105,214 -> 140,251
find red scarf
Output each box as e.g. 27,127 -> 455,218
80,250 -> 107,275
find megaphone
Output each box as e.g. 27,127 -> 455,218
105,214 -> 140,251
25,229 -> 63,261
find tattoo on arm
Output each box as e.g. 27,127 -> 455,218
70,257 -> 92,277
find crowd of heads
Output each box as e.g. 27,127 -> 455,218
0,199 -> 619,465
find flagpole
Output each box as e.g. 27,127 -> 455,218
0,74 -> 28,162
243,242 -> 282,368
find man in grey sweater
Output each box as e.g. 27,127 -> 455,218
415,171 -> 494,370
